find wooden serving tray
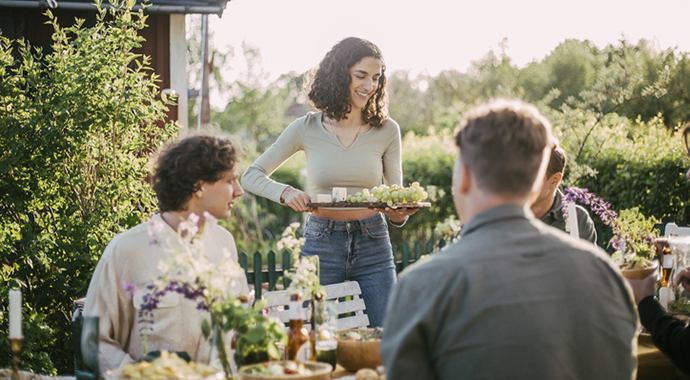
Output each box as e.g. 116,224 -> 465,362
305,201 -> 431,209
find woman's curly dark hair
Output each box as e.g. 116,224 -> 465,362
307,37 -> 388,127
152,135 -> 239,212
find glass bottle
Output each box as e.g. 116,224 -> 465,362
286,293 -> 310,362
661,247 -> 673,287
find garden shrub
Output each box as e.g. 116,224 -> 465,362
575,119 -> 690,228
0,0 -> 176,373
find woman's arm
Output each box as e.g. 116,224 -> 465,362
379,119 -> 416,224
382,119 -> 402,187
638,296 -> 690,375
241,119 -> 305,204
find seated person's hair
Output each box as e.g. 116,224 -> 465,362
455,98 -> 553,197
152,135 -> 238,212
546,143 -> 567,178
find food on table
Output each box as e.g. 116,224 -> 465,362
668,301 -> 690,314
112,351 -> 218,380
243,361 -> 313,376
337,327 -> 383,341
346,183 -> 428,205
355,368 -> 379,380
620,257 -> 655,270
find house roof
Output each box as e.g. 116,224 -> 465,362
0,0 -> 230,15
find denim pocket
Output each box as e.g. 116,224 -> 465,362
304,225 -> 328,241
364,222 -> 390,240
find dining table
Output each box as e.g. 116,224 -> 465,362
329,334 -> 690,380
637,333 -> 689,380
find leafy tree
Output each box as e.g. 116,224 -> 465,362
0,0 -> 176,372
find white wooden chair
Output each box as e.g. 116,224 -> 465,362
665,222 -> 690,237
264,281 -> 370,331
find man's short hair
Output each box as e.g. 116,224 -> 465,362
455,99 -> 553,197
546,144 -> 567,178
152,135 -> 239,212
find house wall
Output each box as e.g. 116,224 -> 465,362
0,8 -> 180,126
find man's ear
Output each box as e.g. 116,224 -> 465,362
549,172 -> 563,190
193,182 -> 204,198
459,164 -> 472,195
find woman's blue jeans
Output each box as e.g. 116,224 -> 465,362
301,213 -> 396,327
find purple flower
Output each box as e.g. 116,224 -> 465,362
122,281 -> 139,300
563,187 -> 658,256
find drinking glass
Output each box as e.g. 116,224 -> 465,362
314,300 -> 338,369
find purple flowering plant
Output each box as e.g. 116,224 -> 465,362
563,187 -> 659,267
129,211 -> 286,378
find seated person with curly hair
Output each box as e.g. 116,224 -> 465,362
83,135 -> 249,375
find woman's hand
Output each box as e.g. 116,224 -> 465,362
373,207 -> 419,224
674,266 -> 690,293
281,186 -> 316,213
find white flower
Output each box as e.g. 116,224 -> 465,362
203,211 -> 217,226
188,212 -> 200,225
289,222 -> 300,229
282,226 -> 293,237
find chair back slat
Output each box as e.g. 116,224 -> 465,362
264,281 -> 369,330
336,315 -> 371,331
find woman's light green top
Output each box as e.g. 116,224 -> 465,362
241,111 -> 402,203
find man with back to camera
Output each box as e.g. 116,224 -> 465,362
83,135 -> 249,376
530,142 -> 598,244
381,99 -> 639,380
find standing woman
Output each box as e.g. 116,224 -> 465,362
241,37 -> 416,327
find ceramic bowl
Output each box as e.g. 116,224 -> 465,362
336,329 -> 383,372
238,361 -> 331,380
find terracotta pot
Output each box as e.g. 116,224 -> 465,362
620,261 -> 658,280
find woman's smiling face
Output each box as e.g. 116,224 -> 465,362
348,56 -> 382,110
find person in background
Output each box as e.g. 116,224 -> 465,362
241,37 -> 417,327
381,99 -> 638,380
625,124 -> 690,376
530,141 -> 598,244
83,135 -> 249,375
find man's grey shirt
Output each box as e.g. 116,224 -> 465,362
381,204 -> 638,380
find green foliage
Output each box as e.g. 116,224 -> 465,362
230,300 -> 286,366
575,122 -> 690,226
0,0 -> 176,373
0,297 -> 57,375
393,130 -> 457,245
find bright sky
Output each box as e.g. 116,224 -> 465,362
204,0 -> 690,94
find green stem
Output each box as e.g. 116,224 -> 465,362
212,315 -> 233,379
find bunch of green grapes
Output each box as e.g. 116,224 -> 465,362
346,182 -> 428,206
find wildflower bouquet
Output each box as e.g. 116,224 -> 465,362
277,222 -> 306,264
277,222 -> 324,297
562,187 -> 660,269
137,212 -> 286,378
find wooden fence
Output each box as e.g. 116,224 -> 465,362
239,239 -> 451,300
239,223 -> 672,299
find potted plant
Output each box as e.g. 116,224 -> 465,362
562,187 -> 660,276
